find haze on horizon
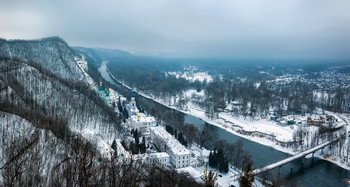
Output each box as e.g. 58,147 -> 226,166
1,0 -> 350,59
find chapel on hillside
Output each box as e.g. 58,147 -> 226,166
97,81 -> 112,106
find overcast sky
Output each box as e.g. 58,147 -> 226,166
1,0 -> 350,59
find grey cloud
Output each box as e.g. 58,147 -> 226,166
0,0 -> 349,59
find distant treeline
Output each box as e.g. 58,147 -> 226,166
105,55 -> 350,115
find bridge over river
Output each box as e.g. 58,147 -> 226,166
253,135 -> 343,175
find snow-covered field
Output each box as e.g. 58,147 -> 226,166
176,103 -> 299,155
168,71 -> 213,83
184,89 -> 205,97
173,100 -> 350,170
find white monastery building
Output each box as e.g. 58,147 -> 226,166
146,152 -> 170,166
126,94 -> 139,116
150,126 -> 191,168
114,139 -> 170,166
75,54 -> 88,72
129,113 -> 157,134
126,93 -> 157,134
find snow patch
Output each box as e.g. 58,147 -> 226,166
168,71 -> 213,83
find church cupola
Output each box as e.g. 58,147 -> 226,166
97,80 -> 105,97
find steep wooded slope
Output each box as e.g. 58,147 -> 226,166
0,37 -> 120,143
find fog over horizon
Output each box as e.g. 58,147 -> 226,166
1,0 -> 350,59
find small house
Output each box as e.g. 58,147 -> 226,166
287,119 -> 295,125
270,115 -> 278,121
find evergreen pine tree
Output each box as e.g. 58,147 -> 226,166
209,152 -> 213,167
122,108 -> 129,119
212,150 -> 218,168
135,129 -> 139,145
140,142 -> 146,154
117,99 -> 123,112
239,160 -> 255,187
111,139 -> 117,151
221,159 -> 229,173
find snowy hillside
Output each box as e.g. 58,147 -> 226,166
0,37 -> 85,82
0,111 -> 71,186
0,37 -> 120,139
0,37 -> 124,186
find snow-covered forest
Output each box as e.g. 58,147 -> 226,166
0,37 -> 119,139
106,57 -> 350,116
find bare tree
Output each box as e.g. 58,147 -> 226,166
182,124 -> 199,147
198,126 -> 218,149
1,135 -> 40,187
204,169 -> 218,187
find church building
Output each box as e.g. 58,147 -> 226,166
97,81 -> 112,106
126,93 -> 139,116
